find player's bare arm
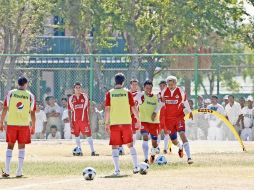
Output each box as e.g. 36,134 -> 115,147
68,110 -> 73,129
104,106 -> 110,134
31,110 -> 36,135
131,106 -> 141,129
0,106 -> 7,131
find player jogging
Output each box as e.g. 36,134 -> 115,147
157,80 -> 172,154
161,75 -> 194,164
68,82 -> 98,156
105,73 -> 140,176
136,80 -> 161,164
0,77 -> 36,177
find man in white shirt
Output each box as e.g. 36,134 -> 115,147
44,96 -> 62,138
207,95 -> 226,141
33,103 -> 47,139
47,125 -> 61,139
61,97 -> 72,139
240,96 -> 254,141
225,95 -> 241,140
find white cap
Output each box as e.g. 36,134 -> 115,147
223,95 -> 229,100
166,75 -> 177,83
204,98 -> 211,104
246,95 -> 253,102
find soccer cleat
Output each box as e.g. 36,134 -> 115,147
144,159 -> 149,164
112,170 -> 120,176
91,152 -> 99,156
149,155 -> 155,164
163,150 -> 168,154
2,171 -> 9,178
187,158 -> 194,165
133,167 -> 140,174
16,175 -> 23,178
178,148 -> 184,158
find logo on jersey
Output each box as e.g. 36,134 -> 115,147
16,102 -> 24,110
175,95 -> 179,99
165,100 -> 178,104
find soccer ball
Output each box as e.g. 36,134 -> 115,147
139,162 -> 149,175
83,167 -> 96,180
155,155 -> 167,165
73,147 -> 82,156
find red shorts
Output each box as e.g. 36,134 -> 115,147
109,125 -> 133,146
165,117 -> 185,137
6,126 -> 31,144
159,117 -> 166,133
131,116 -> 138,134
141,122 -> 159,136
72,120 -> 91,137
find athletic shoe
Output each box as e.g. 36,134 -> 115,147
144,159 -> 149,164
133,167 -> 140,174
178,148 -> 184,158
149,155 -> 155,164
112,170 -> 120,176
91,152 -> 99,156
187,158 -> 194,165
16,175 -> 23,178
2,172 -> 9,178
163,150 -> 167,154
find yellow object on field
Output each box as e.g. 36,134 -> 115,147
185,109 -> 246,151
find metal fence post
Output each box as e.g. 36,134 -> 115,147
194,54 -> 199,108
216,58 -> 220,97
89,54 -> 94,104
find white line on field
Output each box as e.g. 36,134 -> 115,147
5,178 -> 81,190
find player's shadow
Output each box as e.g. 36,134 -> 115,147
0,176 -> 28,180
102,174 -> 129,178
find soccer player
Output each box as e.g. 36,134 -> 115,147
68,82 -> 98,156
105,73 -> 140,176
136,80 -> 161,164
157,80 -> 171,154
161,75 -> 194,164
0,77 -> 36,177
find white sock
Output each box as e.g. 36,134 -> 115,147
130,147 -> 138,168
183,142 -> 191,159
5,149 -> 13,175
87,137 -> 95,152
157,134 -> 161,145
176,142 -> 183,150
164,134 -> 169,151
17,149 -> 25,176
132,134 -> 136,145
142,141 -> 149,160
75,136 -> 81,148
112,149 -> 120,172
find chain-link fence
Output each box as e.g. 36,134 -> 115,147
1,54 -> 254,141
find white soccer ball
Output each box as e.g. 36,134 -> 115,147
155,155 -> 168,165
73,147 -> 82,156
83,167 -> 96,180
139,162 -> 149,175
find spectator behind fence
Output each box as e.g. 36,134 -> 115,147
0,100 -> 6,139
33,102 -> 47,139
44,96 -> 62,137
206,95 -> 226,141
225,95 -> 241,140
239,97 -> 246,109
43,87 -> 52,106
222,95 -> 229,108
197,95 -> 205,109
61,97 -> 72,139
47,125 -> 61,139
240,96 -> 254,141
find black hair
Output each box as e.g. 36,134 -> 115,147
18,77 -> 28,86
159,80 -> 166,85
61,97 -> 68,101
211,95 -> 218,99
228,95 -> 234,99
115,73 -> 125,85
143,80 -> 153,87
50,125 -> 57,130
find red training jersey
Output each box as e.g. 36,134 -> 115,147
68,93 -> 90,122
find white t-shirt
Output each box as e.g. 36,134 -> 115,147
241,107 -> 254,128
35,110 -> 47,133
207,103 -> 225,124
225,102 -> 241,125
47,131 -> 61,139
44,104 -> 62,127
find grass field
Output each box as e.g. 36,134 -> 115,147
0,140 -> 254,190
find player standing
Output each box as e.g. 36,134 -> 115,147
136,80 -> 161,164
105,73 -> 140,176
0,77 -> 36,177
161,76 -> 194,164
157,80 -> 171,154
68,82 -> 98,156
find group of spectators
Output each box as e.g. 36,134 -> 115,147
186,94 -> 254,141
